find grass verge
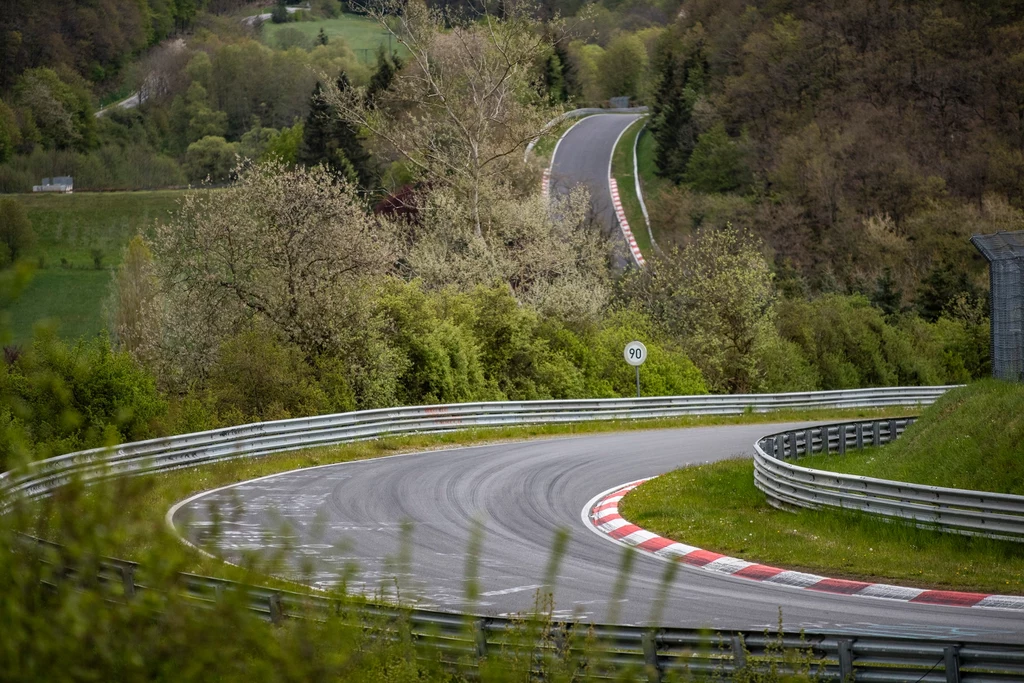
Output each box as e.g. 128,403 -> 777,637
611,117 -> 652,255
799,380 -> 1024,495
25,405 -> 913,585
620,386 -> 1024,594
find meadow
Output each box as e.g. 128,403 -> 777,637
2,191 -> 189,342
261,14 -> 407,63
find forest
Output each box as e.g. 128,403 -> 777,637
0,0 -> 1019,472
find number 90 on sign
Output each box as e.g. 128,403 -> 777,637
623,341 -> 647,367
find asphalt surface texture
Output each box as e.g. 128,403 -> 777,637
550,113 -> 642,267
171,423 -> 1024,643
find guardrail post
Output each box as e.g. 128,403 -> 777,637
120,565 -> 135,599
268,592 -> 284,625
872,421 -> 881,447
823,427 -> 831,455
855,424 -> 864,450
641,630 -> 661,683
730,635 -> 746,671
888,419 -> 898,444
837,639 -> 853,681
787,431 -> 797,458
838,425 -> 846,455
943,645 -> 961,683
474,618 -> 488,658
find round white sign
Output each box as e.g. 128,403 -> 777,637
623,341 -> 647,367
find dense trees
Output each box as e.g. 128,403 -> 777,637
632,0 -> 1024,312
326,0 -> 558,235
0,0 -> 203,90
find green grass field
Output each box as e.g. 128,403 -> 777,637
262,14 -> 406,62
619,380 -> 1024,594
800,380 -> 1024,494
611,117 -> 652,255
1,190 -> 189,342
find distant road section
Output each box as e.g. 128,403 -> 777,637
549,113 -> 643,260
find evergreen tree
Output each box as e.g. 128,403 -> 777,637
317,28 -> 329,45
871,268 -> 903,316
298,76 -> 373,190
553,40 -> 578,100
365,50 -> 401,108
543,51 -> 565,104
649,48 -> 706,183
270,0 -> 290,23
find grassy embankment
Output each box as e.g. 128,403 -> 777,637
27,405 -> 913,581
261,14 -> 408,63
610,117 -> 652,255
620,381 -> 1024,594
3,190 -> 189,342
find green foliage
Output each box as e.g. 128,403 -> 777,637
683,123 -> 749,193
648,37 -> 705,183
271,0 -> 292,23
0,100 -> 20,163
777,294 -> 982,390
13,68 -> 97,152
261,122 -> 304,166
209,329 -> 355,421
298,76 -> 372,188
641,2 -> 1024,299
184,136 -> 239,183
0,333 -> 165,470
365,50 -> 401,107
621,225 -> 784,393
0,198 -> 35,265
597,33 -> 648,100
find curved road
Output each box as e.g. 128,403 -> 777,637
171,425 -> 1024,643
550,114 -> 641,261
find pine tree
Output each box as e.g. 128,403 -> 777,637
553,40 -> 578,100
649,48 -> 706,183
365,50 -> 400,108
317,28 -> 329,45
298,77 -> 373,191
543,51 -> 565,105
332,73 -> 372,189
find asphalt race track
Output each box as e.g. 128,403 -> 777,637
170,424 -> 1024,644
549,114 -> 642,246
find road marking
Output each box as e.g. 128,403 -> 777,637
481,584 -> 543,597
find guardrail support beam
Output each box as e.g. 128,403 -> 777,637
731,635 -> 746,670
837,639 -> 853,680
641,630 -> 661,683
944,645 -> 961,683
268,592 -> 284,625
474,618 -> 488,658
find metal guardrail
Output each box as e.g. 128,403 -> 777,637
17,534 -> 1024,682
753,419 -> 1024,541
1,387 -> 953,507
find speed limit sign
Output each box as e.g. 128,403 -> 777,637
624,341 -> 647,398
623,341 -> 647,366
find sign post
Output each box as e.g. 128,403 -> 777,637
623,341 -> 647,398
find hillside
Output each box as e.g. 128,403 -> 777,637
802,380 -> 1024,495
